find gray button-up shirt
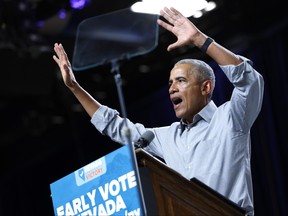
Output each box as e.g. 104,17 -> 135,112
91,57 -> 264,215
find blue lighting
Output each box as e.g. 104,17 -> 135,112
58,9 -> 67,19
70,0 -> 90,10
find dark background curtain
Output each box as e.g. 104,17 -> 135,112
248,22 -> 288,215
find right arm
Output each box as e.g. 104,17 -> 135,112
53,43 -> 101,117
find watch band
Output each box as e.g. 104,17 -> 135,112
200,37 -> 214,53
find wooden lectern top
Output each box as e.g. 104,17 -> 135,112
136,148 -> 246,216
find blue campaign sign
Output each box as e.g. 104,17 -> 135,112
50,144 -> 145,216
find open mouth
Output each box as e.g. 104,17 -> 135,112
171,97 -> 183,108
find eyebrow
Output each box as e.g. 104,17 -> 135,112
168,76 -> 187,85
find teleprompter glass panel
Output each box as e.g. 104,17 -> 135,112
72,8 -> 159,71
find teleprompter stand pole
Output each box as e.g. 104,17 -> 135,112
111,61 -> 129,126
110,60 -> 147,216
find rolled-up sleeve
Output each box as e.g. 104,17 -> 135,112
220,56 -> 264,132
91,105 -> 120,134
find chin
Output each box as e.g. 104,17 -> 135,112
175,112 -> 183,119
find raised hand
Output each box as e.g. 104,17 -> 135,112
53,43 -> 77,89
157,7 -> 201,51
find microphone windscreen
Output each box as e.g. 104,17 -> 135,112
141,130 -> 155,144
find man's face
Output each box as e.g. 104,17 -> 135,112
169,64 -> 206,124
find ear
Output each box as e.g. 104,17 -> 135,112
201,80 -> 212,96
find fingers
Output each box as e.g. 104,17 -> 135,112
169,7 -> 182,16
157,19 -> 173,32
53,43 -> 70,65
163,7 -> 177,17
167,42 -> 178,52
158,7 -> 176,31
53,43 -> 62,66
160,7 -> 176,25
52,55 -> 59,65
53,43 -> 61,56
54,43 -> 66,58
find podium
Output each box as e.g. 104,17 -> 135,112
136,148 -> 246,216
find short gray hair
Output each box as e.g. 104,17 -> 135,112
175,59 -> 215,100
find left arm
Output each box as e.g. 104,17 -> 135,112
222,58 -> 264,131
157,7 -> 242,66
158,7 -> 264,130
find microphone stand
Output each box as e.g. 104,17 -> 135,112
110,59 -> 147,216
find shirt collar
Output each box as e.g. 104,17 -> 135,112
179,100 -> 217,134
198,100 -> 217,123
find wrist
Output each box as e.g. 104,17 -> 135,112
200,37 -> 214,53
68,80 -> 80,92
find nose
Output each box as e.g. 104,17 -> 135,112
169,83 -> 177,94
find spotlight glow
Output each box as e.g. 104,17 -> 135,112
131,0 -> 211,17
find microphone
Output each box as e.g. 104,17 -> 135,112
134,131 -> 155,149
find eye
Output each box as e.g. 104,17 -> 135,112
178,78 -> 186,83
